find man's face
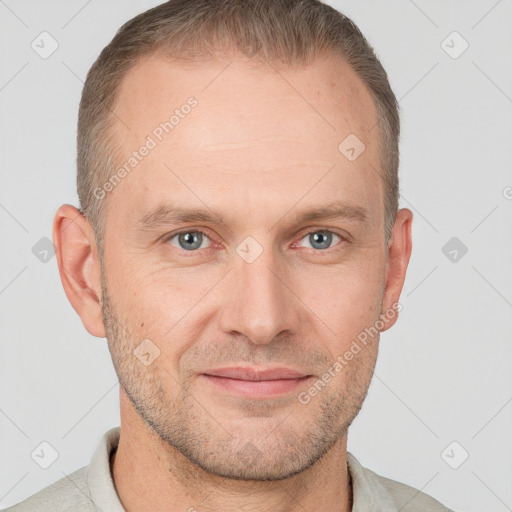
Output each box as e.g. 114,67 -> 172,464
100,52 -> 391,480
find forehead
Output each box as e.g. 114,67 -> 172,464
105,52 -> 382,230
114,51 -> 378,142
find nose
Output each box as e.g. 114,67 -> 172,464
218,245 -> 302,346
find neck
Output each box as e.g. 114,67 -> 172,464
111,390 -> 353,512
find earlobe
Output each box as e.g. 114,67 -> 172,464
380,208 -> 413,332
52,204 -> 106,338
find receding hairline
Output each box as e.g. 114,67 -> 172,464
107,46 -> 380,144
77,0 -> 400,255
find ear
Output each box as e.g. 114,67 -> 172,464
52,204 -> 106,338
380,208 -> 413,332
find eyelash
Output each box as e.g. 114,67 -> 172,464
164,228 -> 345,255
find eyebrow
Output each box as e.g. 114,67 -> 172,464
136,200 -> 369,232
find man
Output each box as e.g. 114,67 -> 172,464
6,0 -> 451,510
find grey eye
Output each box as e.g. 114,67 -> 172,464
169,231 -> 210,251
300,231 -> 340,250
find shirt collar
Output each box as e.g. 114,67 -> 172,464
87,427 -> 125,512
347,452 -> 398,511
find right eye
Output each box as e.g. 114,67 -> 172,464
166,230 -> 212,251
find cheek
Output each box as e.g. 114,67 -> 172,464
110,265 -> 215,347
294,258 -> 385,342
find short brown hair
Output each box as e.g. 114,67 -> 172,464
77,0 -> 400,257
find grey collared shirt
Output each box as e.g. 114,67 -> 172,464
4,427 -> 452,511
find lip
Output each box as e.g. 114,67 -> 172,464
201,366 -> 309,381
200,367 -> 314,398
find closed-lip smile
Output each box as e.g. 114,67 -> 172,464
200,367 -> 314,398
201,366 -> 311,381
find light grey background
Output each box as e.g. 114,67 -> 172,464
1,1 -> 511,511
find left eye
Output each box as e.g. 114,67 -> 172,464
168,231 -> 211,251
298,230 -> 341,250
